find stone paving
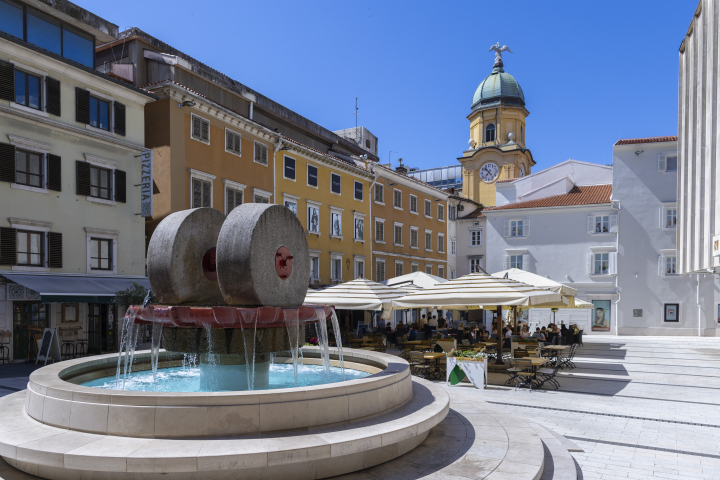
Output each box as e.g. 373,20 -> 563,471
479,336 -> 720,479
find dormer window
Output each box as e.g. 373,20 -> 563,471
485,123 -> 496,143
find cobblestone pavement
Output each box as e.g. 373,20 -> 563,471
478,336 -> 720,479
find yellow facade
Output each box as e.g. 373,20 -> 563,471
274,145 -> 374,285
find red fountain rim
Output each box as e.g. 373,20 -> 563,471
126,304 -> 333,329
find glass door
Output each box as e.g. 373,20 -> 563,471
12,302 -> 49,361
87,304 -> 118,354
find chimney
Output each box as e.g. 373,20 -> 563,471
395,158 -> 408,175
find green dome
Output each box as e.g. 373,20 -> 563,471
471,66 -> 525,109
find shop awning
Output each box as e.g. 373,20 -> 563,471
1,273 -> 150,304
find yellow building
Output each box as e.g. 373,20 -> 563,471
274,141 -> 374,285
459,49 -> 535,206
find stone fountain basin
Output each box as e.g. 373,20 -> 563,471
25,347 -> 413,438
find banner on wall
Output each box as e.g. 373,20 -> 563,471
140,151 -> 153,217
591,300 -> 611,332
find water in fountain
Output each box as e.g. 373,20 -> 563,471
239,309 -> 259,390
284,309 -> 300,387
115,312 -> 135,385
314,307 -> 331,379
329,309 -> 345,380
150,320 -> 163,385
202,323 -> 216,391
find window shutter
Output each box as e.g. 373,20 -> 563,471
201,120 -> 209,142
202,180 -> 211,207
503,220 -> 510,238
609,252 -> 617,275
113,102 -> 126,136
522,254 -> 530,271
587,253 -> 593,275
114,169 -> 126,203
658,254 -> 666,277
75,161 -> 91,196
523,219 -> 530,236
587,215 -> 595,234
0,142 -> 16,183
659,207 -> 664,228
47,154 -> 61,191
610,214 -> 618,233
226,188 -> 234,214
0,60 -> 14,102
48,232 -> 62,268
45,77 -> 61,116
75,88 -> 90,124
658,154 -> 667,172
502,255 -> 509,270
0,227 -> 17,265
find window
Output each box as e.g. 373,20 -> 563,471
225,186 -> 243,214
15,149 -> 43,188
254,195 -> 269,204
658,154 -> 678,173
411,263 -> 419,273
14,70 -> 41,110
666,156 -> 678,172
309,255 -> 320,282
425,264 -> 433,274
89,96 -> 110,131
354,258 -> 365,279
376,259 -> 385,282
0,0 -> 23,39
394,223 -> 403,246
424,199 -> 432,217
192,177 -> 212,208
410,195 -> 418,213
375,183 -> 384,203
451,239 -> 456,256
393,189 -> 402,209
16,230 -> 43,266
191,114 -> 210,143
306,164 -> 318,187
331,255 -> 342,283
664,303 -> 679,322
469,258 -> 482,273
331,211 -> 342,238
89,237 -> 112,270
375,219 -> 384,242
425,230 -> 432,250
283,194 -> 298,215
90,165 -> 112,200
438,204 -> 445,221
283,156 -> 296,180
354,216 -> 364,241
254,141 -> 268,166
587,215 -> 617,234
451,268 -> 456,279
659,253 -> 678,276
449,205 -> 457,221
470,230 -> 482,246
503,219 -> 529,237
509,255 -> 523,269
307,205 -> 320,234
438,266 -> 445,279
665,256 -> 677,275
410,227 -> 418,248
438,234 -> 445,253
662,206 -> 677,228
354,181 -> 363,201
485,123 -> 496,143
395,261 -> 403,278
331,173 -> 341,194
253,188 -> 272,204
225,129 -> 241,156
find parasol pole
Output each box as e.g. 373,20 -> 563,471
495,305 -> 504,365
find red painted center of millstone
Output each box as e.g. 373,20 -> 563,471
275,246 -> 293,279
202,247 -> 217,281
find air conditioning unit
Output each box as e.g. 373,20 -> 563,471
457,205 -> 464,211
473,222 -> 480,226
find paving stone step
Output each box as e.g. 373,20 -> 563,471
527,422 -> 578,480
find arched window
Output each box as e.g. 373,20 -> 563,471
485,123 -> 496,143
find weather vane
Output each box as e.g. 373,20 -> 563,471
489,42 -> 513,68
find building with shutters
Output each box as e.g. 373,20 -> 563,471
0,0 -> 155,361
371,163 -> 449,285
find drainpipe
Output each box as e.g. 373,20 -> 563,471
249,102 -> 254,120
272,137 -> 284,207
697,273 -> 702,337
367,162 -> 379,282
612,199 -> 621,336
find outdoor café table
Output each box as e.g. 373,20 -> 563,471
423,352 -> 445,361
403,340 -> 424,345
446,357 -> 488,389
541,345 -> 568,364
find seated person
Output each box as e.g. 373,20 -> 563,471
502,326 -> 513,349
408,326 -> 417,341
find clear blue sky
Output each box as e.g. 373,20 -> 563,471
85,0 -> 696,172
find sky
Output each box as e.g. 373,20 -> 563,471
83,0 -> 697,172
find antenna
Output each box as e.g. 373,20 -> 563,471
388,150 -> 398,168
354,97 -> 359,144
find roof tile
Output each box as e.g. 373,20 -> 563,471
614,136 -> 677,146
485,184 -> 612,211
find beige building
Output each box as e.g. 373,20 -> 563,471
0,0 -> 154,361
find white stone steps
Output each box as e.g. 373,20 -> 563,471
527,422 -> 578,480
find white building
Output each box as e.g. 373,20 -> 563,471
613,137 -> 720,336
0,0 -> 155,361
483,160 -> 617,333
677,0 -> 720,275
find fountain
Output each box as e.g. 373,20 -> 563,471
0,205 -> 449,479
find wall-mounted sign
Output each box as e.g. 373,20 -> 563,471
140,151 -> 153,217
713,234 -> 720,258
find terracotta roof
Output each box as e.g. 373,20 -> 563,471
463,207 -> 485,219
614,136 -> 677,146
485,184 -> 612,211
496,178 -> 517,184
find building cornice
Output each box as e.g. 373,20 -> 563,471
483,202 -> 614,216
375,166 -> 449,200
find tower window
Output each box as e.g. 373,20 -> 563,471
485,123 -> 496,143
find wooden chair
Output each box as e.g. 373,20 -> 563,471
513,358 -> 535,390
0,330 -> 10,364
409,351 -> 431,378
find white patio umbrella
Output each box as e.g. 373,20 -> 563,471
385,271 -> 448,290
491,268 -> 577,297
304,278 -> 412,311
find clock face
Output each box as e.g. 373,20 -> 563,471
480,162 -> 499,182
520,165 -> 525,177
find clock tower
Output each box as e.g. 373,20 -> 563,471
459,44 -> 535,206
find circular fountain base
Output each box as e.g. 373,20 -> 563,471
0,348 -> 448,480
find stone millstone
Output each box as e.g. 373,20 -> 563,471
147,208 -> 226,305
217,204 -> 310,307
